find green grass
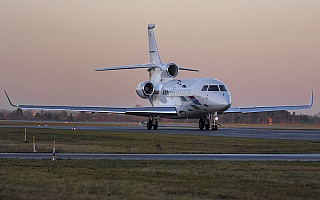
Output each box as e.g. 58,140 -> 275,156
1,126 -> 320,199
0,127 -> 320,153
0,159 -> 319,199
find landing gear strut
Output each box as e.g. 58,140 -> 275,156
147,115 -> 158,130
199,118 -> 210,130
199,113 -> 219,131
212,114 -> 219,131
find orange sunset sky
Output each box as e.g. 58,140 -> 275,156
0,0 -> 319,115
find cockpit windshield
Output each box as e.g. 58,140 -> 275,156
201,85 -> 208,91
208,85 -> 219,91
201,84 -> 228,92
219,85 -> 227,91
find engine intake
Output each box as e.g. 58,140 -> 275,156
166,63 -> 179,78
136,81 -> 154,99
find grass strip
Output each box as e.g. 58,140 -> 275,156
1,127 -> 319,153
0,159 -> 319,199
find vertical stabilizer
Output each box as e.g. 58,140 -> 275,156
148,23 -> 162,65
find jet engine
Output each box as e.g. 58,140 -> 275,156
162,62 -> 179,78
136,81 -> 154,99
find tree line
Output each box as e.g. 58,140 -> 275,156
218,111 -> 320,124
0,108 -> 319,124
0,109 -> 145,122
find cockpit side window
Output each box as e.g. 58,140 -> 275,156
219,85 -> 227,91
201,85 -> 208,91
208,85 -> 219,91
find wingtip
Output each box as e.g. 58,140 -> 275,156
4,90 -> 16,107
93,67 -> 103,71
309,90 -> 313,107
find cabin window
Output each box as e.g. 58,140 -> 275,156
208,85 -> 219,91
219,85 -> 227,91
201,85 -> 208,91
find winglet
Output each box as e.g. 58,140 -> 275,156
309,91 -> 313,107
4,90 -> 17,107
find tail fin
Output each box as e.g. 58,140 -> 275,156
148,23 -> 162,65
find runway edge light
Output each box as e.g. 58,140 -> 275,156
24,128 -> 29,143
32,136 -> 36,152
52,140 -> 57,161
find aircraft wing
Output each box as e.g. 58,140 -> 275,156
225,91 -> 313,114
4,90 -> 177,116
125,107 -> 178,117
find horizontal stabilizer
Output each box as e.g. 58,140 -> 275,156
95,63 -> 157,71
179,67 -> 199,72
95,63 -> 199,72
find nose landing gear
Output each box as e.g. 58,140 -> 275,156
212,115 -> 219,131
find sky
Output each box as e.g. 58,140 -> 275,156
0,0 -> 319,115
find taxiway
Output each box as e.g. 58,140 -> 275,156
4,124 -> 320,141
1,153 -> 320,161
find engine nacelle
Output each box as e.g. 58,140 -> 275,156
161,62 -> 179,78
136,81 -> 154,99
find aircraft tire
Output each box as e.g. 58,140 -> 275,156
212,125 -> 218,131
147,119 -> 152,130
205,119 -> 210,130
199,119 -> 204,130
153,120 -> 158,130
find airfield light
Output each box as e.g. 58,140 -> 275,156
32,136 -> 36,152
52,140 -> 57,161
24,128 -> 28,143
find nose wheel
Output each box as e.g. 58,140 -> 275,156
212,114 -> 218,131
212,124 -> 218,131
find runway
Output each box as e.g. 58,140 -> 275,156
1,153 -> 320,161
6,124 -> 320,141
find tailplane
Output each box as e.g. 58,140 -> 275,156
94,23 -> 198,81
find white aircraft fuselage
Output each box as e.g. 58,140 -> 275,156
149,78 -> 231,119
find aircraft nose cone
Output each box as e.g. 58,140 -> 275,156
224,94 -> 231,109
218,93 -> 231,110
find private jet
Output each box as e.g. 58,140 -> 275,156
5,23 -> 313,131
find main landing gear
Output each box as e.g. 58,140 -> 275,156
199,113 -> 219,131
147,115 -> 158,130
